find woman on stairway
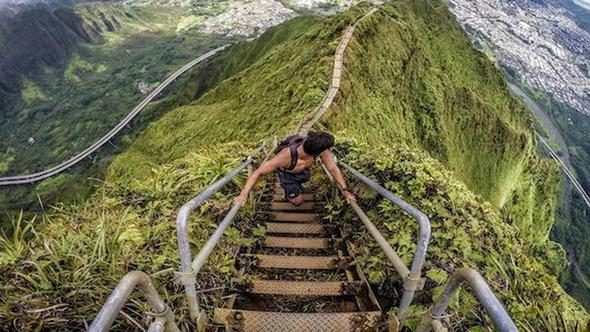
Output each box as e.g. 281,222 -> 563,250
234,131 -> 355,206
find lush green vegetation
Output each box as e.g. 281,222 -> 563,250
0,3 -> 235,222
0,145 -> 260,330
0,4 -> 232,177
509,81 -> 590,311
322,1 -> 553,246
329,140 -> 587,330
1,0 -> 588,330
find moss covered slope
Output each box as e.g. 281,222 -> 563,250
1,0 -> 588,330
321,2 -> 557,246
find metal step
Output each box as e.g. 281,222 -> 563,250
271,201 -> 321,211
244,254 -> 340,269
266,222 -> 326,235
264,236 -> 339,249
213,309 -> 382,332
270,212 -> 321,223
244,280 -> 364,296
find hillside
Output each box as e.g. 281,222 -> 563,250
0,0 -> 588,330
0,3 -> 234,214
0,3 -> 228,175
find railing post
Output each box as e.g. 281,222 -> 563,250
174,142 -> 267,330
338,161 -> 431,320
416,268 -> 518,332
89,271 -> 179,332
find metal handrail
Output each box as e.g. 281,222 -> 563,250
174,140 -> 270,329
337,161 -> 431,320
416,268 -> 518,332
89,271 -> 179,332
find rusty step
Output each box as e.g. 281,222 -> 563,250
263,236 -> 342,249
270,212 -> 321,223
270,201 -> 321,211
213,308 -> 382,332
243,254 -> 342,269
266,222 -> 325,235
241,280 -> 365,296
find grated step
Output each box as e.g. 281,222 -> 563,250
244,254 -> 341,269
242,280 -> 365,296
266,222 -> 326,235
213,308 -> 381,332
264,236 -> 341,249
271,202 -> 321,211
270,212 -> 321,223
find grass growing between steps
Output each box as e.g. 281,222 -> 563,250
328,140 -> 589,330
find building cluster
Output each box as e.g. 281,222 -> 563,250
449,0 -> 590,114
198,0 -> 296,37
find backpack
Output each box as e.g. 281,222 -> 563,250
274,135 -> 305,171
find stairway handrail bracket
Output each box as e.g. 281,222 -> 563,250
174,140 -> 271,329
89,271 -> 180,332
416,268 -> 518,332
333,160 -> 431,320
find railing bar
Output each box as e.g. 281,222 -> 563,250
338,161 -> 431,319
191,203 -> 242,272
416,268 -> 518,332
350,201 -> 411,277
89,271 -> 179,332
147,317 -> 166,332
175,140 -> 267,324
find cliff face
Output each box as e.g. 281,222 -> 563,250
0,4 -> 133,118
0,8 -> 89,95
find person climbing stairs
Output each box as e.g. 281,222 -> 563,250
89,143 -> 518,332
212,178 -> 383,331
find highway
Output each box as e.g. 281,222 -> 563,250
0,44 -> 229,186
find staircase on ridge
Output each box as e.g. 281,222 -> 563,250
212,178 -> 385,331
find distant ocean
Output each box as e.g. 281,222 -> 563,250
573,0 -> 590,10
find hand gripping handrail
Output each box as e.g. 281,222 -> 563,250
416,268 -> 518,332
175,141 -> 268,329
89,271 -> 180,332
337,161 -> 431,320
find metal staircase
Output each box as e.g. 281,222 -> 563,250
89,141 -> 519,332
211,179 -> 383,331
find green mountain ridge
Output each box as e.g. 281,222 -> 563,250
0,0 -> 588,330
0,2 -> 233,213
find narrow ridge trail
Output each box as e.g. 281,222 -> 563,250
297,8 -> 378,135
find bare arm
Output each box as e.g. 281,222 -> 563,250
320,151 -> 356,203
235,152 -> 289,204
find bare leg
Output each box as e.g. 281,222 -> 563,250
289,195 -> 304,206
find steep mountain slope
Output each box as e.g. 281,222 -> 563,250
0,3 -> 232,215
321,2 -> 556,247
0,1 -> 588,330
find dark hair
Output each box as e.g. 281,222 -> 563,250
303,131 -> 334,156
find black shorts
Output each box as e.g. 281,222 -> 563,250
278,169 -> 311,200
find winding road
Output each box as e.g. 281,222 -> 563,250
0,44 -> 229,186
